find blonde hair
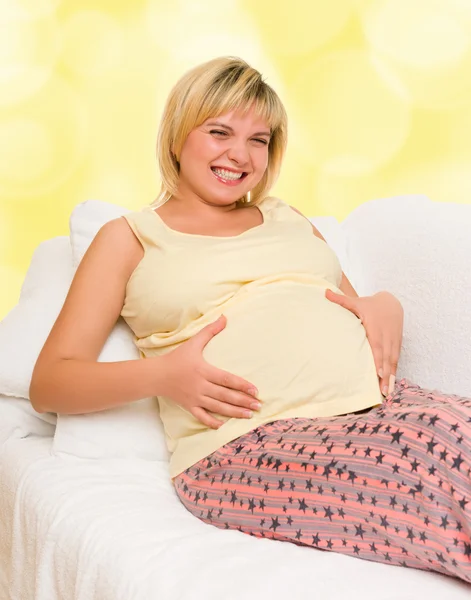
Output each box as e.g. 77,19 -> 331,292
152,56 -> 288,208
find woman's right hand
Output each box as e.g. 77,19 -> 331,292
159,315 -> 262,429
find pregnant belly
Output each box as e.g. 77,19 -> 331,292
202,283 -> 380,417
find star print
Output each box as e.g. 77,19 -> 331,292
459,497 -> 469,510
324,506 -> 334,521
410,459 -> 420,472
380,515 -> 390,530
429,415 -> 440,426
401,445 -> 411,458
392,463 -> 400,473
273,459 -> 283,472
347,470 -> 358,484
390,429 -> 404,444
277,479 -> 285,490
370,543 -> 378,553
312,533 -> 321,545
376,452 -> 385,464
326,539 -> 334,549
355,524 -> 366,539
451,453 -> 464,471
406,527 -> 416,543
440,516 -> 449,530
353,545 -> 361,555
298,498 -> 308,513
269,517 -> 281,532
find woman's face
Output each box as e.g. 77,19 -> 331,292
176,105 -> 271,208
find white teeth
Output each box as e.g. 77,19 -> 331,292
212,168 -> 243,181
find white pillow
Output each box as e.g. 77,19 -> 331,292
0,226 -> 168,462
0,394 -> 55,448
340,194 -> 471,397
0,237 -> 72,403
52,316 -> 168,462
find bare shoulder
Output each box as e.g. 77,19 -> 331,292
289,205 -> 326,242
89,216 -> 144,277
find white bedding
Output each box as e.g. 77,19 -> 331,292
1,436 -> 470,600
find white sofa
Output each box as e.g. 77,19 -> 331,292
1,195 -> 470,600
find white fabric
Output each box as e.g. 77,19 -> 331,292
0,236 -> 72,402
1,435 -> 469,600
0,394 -> 54,448
340,195 -> 471,397
52,315 -> 169,462
0,233 -> 167,462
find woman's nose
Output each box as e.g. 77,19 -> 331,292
226,140 -> 250,165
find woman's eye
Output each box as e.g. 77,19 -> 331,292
210,130 -> 227,136
253,138 -> 268,145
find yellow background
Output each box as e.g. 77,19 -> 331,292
2,0 -> 471,319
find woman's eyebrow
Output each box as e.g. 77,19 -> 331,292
205,121 -> 271,137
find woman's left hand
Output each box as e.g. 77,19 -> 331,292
325,289 -> 404,397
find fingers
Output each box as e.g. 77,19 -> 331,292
191,406 -> 225,430
205,382 -> 262,412
210,369 -> 258,400
195,315 -> 227,349
376,343 -> 398,397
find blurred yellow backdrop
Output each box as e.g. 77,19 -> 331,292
1,0 -> 471,319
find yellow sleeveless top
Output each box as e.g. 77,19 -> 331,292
120,196 -> 383,480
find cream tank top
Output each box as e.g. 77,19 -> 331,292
120,196 -> 383,480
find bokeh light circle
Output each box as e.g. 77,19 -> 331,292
243,0 -> 354,58
60,10 -> 124,77
0,76 -> 88,200
0,6 -> 60,107
289,50 -> 411,175
360,0 -> 471,108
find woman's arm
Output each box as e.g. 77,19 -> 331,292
30,218 -> 166,415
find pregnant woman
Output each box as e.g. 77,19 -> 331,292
30,56 -> 471,583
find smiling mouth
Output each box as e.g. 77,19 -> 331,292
211,167 -> 248,184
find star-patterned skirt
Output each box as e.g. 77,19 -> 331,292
174,379 -> 471,583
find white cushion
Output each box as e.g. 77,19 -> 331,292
0,228 -> 168,462
340,194 -> 471,397
0,237 -> 73,402
0,394 -> 55,447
